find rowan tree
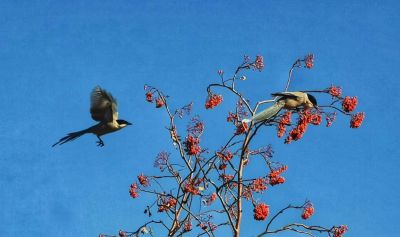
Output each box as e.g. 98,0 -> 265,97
100,54 -> 364,237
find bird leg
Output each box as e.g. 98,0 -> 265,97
96,136 -> 105,147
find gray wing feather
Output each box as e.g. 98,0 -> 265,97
90,86 -> 118,122
271,92 -> 301,99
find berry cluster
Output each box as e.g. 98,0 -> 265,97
184,135 -> 201,156
205,94 -> 223,109
301,203 -> 315,219
268,165 -> 287,186
253,203 -> 270,221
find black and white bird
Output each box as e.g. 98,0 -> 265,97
52,86 -> 132,147
242,91 -> 317,123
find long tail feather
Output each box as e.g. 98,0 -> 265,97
52,129 -> 89,147
250,102 -> 284,123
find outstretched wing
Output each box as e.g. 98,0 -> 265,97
90,86 -> 118,122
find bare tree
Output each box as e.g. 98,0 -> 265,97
100,54 -> 363,237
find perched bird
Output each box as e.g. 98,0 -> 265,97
242,91 -> 317,123
52,86 -> 132,147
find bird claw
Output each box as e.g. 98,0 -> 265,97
96,140 -> 104,147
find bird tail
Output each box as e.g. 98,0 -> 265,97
249,102 -> 284,123
52,129 -> 89,147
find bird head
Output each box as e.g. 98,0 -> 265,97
116,119 -> 132,128
305,93 -> 318,108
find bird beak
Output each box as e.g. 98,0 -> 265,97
127,122 -> 132,125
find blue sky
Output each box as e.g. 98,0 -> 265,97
0,1 -> 399,236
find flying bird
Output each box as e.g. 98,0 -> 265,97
52,86 -> 132,147
242,92 -> 317,123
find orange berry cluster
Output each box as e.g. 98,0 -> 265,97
268,165 -> 287,186
205,94 -> 223,109
253,203 -> 269,221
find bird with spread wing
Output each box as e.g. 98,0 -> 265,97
52,86 -> 132,147
242,91 -> 318,123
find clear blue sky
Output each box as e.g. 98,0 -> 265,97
0,1 -> 398,236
